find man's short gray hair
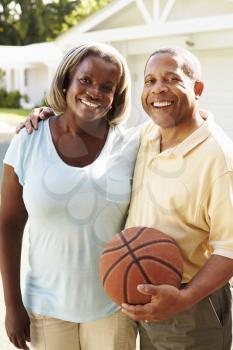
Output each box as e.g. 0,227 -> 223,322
145,46 -> 202,81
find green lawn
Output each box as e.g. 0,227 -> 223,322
0,108 -> 29,124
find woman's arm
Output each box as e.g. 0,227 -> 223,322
0,164 -> 30,350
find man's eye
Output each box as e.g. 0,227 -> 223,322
166,77 -> 179,83
145,80 -> 153,87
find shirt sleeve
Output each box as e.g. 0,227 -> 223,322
208,171 -> 233,259
3,130 -> 28,186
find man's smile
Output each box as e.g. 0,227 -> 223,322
150,100 -> 175,109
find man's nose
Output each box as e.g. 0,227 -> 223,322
151,81 -> 168,94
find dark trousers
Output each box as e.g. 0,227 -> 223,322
139,283 -> 232,350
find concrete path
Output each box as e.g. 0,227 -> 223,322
0,121 -> 16,134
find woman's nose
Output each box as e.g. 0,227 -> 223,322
86,86 -> 102,99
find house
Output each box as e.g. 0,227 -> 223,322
1,0 -> 233,137
0,42 -> 63,108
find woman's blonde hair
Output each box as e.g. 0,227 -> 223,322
47,42 -> 131,125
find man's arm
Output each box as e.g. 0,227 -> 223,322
0,164 -> 30,350
121,254 -> 233,322
16,106 -> 55,134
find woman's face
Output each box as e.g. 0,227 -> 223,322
65,55 -> 121,123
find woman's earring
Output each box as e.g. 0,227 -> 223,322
63,88 -> 66,94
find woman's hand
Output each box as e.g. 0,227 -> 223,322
5,304 -> 31,350
16,106 -> 55,134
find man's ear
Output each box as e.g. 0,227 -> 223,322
194,81 -> 204,100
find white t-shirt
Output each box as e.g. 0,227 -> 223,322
4,120 -> 141,322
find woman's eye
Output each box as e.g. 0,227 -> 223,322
79,77 -> 91,84
102,85 -> 113,92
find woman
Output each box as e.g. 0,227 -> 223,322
0,43 -> 141,350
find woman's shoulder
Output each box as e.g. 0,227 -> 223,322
13,119 -> 47,142
5,120 -> 48,162
110,124 -> 140,149
113,122 -> 145,141
106,123 -> 144,160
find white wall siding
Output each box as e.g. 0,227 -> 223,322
197,48 -> 233,139
126,54 -> 148,127
166,0 -> 233,20
26,65 -> 48,106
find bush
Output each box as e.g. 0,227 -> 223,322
0,68 -> 6,88
0,88 -> 8,104
5,91 -> 21,108
0,88 -> 28,108
40,93 -> 49,107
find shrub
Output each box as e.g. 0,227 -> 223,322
0,88 -> 28,108
0,88 -> 8,105
40,93 -> 49,107
0,68 -> 5,88
4,90 -> 21,108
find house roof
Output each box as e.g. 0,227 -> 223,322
1,0 -> 233,69
56,0 -> 135,43
0,42 -> 62,67
56,0 -> 233,47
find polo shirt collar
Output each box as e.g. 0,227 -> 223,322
147,112 -> 214,158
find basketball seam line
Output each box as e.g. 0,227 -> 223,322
101,240 -> 182,287
122,256 -> 181,304
102,228 -> 147,287
102,227 -> 147,253
102,248 -> 182,288
102,250 -> 130,287
119,230 -> 152,303
102,239 -> 178,254
136,255 -> 183,279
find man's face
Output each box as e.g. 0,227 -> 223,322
141,53 -> 203,129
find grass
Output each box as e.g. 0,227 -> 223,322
0,108 -> 30,124
0,108 -> 30,117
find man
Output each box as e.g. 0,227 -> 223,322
122,47 -> 233,349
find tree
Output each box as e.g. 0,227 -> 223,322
0,0 -> 112,45
64,0 -> 112,31
0,0 -> 80,45
0,0 -> 22,45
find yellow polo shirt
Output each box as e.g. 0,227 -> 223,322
126,117 -> 233,282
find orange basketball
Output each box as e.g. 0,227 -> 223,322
99,227 -> 183,305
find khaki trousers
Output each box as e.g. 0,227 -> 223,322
139,284 -> 232,350
28,310 -> 137,350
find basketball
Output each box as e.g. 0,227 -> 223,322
99,227 -> 183,305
